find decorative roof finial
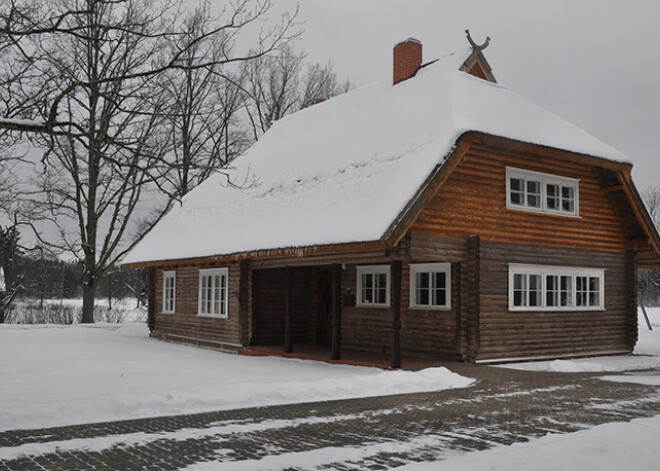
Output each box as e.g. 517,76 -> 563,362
465,29 -> 490,51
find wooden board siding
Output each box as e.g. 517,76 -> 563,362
152,264 -> 242,347
476,241 -> 633,361
410,142 -> 630,253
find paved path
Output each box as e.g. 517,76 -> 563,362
2,364 -> 660,470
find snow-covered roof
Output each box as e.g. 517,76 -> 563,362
124,48 -> 629,265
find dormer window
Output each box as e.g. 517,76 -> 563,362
506,167 -> 579,217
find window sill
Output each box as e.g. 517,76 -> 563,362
506,205 -> 581,219
508,307 -> 605,312
197,313 -> 229,319
408,305 -> 452,311
161,311 -> 175,315
356,303 -> 390,309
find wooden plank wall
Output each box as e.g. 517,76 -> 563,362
410,142 -> 630,253
152,264 -> 242,346
476,241 -> 631,361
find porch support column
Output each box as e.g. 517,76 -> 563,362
147,267 -> 155,333
331,263 -> 342,360
391,260 -> 402,369
284,266 -> 293,353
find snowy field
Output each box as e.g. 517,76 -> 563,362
0,321 -> 473,432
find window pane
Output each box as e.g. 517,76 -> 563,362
417,272 -> 429,289
560,276 -> 572,307
529,274 -> 542,306
513,273 -> 526,306
510,178 -> 524,205
576,276 -> 588,306
362,274 -> 372,303
589,276 -> 600,307
546,275 -> 558,307
415,272 -> 428,305
527,180 -> 541,208
434,272 -> 446,290
433,289 -> 446,306
562,186 -> 575,212
376,273 -> 387,289
375,287 -> 387,304
547,184 -> 560,210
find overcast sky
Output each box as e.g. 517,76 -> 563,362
271,0 -> 660,190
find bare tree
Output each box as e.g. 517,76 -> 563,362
0,222 -> 21,323
156,3 -> 250,198
0,0 -> 299,323
640,185 -> 660,306
241,44 -> 351,140
643,185 -> 660,228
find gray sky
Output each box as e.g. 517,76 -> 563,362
273,0 -> 660,190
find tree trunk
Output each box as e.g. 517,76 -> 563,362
81,276 -> 97,323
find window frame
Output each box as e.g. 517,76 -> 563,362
197,267 -> 229,318
356,265 -> 391,308
162,270 -> 176,314
508,264 -> 604,312
506,167 -> 580,218
409,262 -> 452,310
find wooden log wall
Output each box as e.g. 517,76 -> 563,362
152,264 -> 242,347
340,236 -> 468,361
476,241 -> 631,361
410,142 -> 630,253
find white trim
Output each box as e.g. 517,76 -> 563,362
162,270 -> 176,314
356,265 -> 391,308
508,263 -> 605,312
506,166 -> 580,217
409,262 -> 451,310
197,267 -> 229,318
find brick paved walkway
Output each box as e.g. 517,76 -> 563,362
2,363 -> 660,470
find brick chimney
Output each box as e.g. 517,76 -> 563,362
393,38 -> 422,85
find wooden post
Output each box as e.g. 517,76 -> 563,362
147,268 -> 156,333
391,260 -> 402,369
238,260 -> 250,347
331,263 -> 342,360
284,266 -> 293,353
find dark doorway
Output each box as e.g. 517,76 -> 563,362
316,269 -> 333,346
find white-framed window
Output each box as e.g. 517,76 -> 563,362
509,264 -> 604,311
357,265 -> 390,307
162,270 -> 176,314
198,267 -> 229,318
409,262 -> 451,310
506,167 -> 579,217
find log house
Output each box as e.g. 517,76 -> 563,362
124,34 -> 660,365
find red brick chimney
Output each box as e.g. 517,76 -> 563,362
393,38 -> 422,85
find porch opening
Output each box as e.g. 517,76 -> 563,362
250,265 -> 339,356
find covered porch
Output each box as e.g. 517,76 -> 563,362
248,261 -> 406,368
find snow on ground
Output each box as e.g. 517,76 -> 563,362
496,307 -> 660,373
0,322 -> 474,431
395,414 -> 660,471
